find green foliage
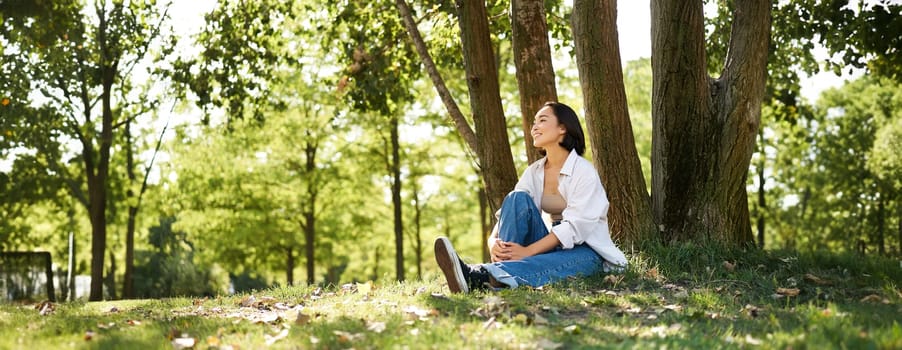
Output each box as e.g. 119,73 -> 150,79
623,58 -> 653,191
171,0 -> 295,123
132,217 -> 229,298
868,114 -> 902,189
761,76 -> 901,253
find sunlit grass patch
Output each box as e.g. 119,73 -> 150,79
1,246 -> 899,349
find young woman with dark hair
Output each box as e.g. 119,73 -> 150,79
435,102 -> 628,293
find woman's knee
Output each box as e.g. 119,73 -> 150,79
503,191 -> 532,207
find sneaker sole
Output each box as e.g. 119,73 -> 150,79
434,237 -> 469,293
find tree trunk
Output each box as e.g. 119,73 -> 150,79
479,187 -> 489,262
123,121 -> 136,299
876,197 -> 885,255
511,0 -> 557,164
756,129 -> 766,249
394,0 -> 478,154
650,0 -> 770,245
286,247 -> 294,286
571,0 -> 656,245
457,0 -> 518,213
87,16 -> 117,300
757,152 -> 766,249
303,137 -> 318,285
106,249 -> 117,300
390,115 -> 405,281
412,187 -> 423,280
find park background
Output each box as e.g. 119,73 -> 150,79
1,0 -> 900,304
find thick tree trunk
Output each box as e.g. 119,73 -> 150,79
511,0 -> 557,164
457,0 -> 518,213
572,0 -> 656,245
650,0 -> 770,245
390,115 -> 405,281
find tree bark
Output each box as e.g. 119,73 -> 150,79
572,0 -> 656,245
87,4 -> 118,300
479,187 -> 489,262
650,0 -> 770,245
390,115 -> 405,281
412,186 -> 423,280
123,122 -> 136,299
303,139 -> 318,285
456,0 -> 518,213
757,152 -> 766,249
511,0 -> 557,164
876,197 -> 885,255
286,247 -> 294,286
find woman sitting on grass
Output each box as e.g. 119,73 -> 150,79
435,101 -> 627,293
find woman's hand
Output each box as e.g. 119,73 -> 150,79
490,234 -> 561,262
491,241 -> 532,261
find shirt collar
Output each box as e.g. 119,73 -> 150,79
560,149 -> 580,176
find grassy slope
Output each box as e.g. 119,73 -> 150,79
1,245 -> 900,349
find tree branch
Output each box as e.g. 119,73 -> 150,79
394,0 -> 478,156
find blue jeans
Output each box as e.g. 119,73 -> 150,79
483,191 -> 602,288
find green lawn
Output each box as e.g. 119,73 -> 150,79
2,245 -> 900,349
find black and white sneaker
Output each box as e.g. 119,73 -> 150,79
434,237 -> 469,293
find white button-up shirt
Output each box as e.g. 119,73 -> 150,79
488,150 -> 628,271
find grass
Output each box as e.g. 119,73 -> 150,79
1,244 -> 900,349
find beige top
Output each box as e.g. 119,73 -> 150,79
541,193 -> 566,222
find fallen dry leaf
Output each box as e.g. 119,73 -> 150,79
603,274 -> 624,285
36,301 -> 55,316
723,261 -> 736,272
264,329 -> 289,346
482,316 -> 497,330
296,312 -> 311,325
804,273 -> 831,285
563,325 -> 581,334
860,294 -> 888,303
333,330 -> 363,343
536,338 -> 563,349
239,295 -> 257,307
206,335 -> 221,347
645,268 -> 659,279
776,288 -> 800,297
366,321 -> 386,333
743,304 -> 760,318
172,336 -> 196,350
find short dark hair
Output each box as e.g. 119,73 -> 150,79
540,101 -> 585,156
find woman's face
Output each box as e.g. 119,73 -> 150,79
531,106 -> 566,150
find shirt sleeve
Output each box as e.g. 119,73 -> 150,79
550,163 -> 608,249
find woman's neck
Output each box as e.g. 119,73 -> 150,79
544,147 -> 569,168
